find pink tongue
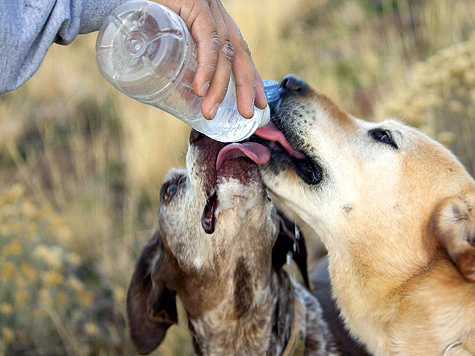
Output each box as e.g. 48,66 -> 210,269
216,142 -> 271,170
254,122 -> 305,159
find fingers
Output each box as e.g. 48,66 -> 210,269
253,68 -> 267,110
156,0 -> 222,114
198,0 -> 234,119
218,1 -> 267,117
152,0 -> 265,120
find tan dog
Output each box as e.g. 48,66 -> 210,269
252,75 -> 475,355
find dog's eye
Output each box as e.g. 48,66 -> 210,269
160,174 -> 186,203
161,183 -> 178,203
369,129 -> 398,149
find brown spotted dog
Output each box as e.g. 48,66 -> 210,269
126,130 -> 344,356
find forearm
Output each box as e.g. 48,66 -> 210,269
0,0 -> 126,94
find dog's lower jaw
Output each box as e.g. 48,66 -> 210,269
187,270 -> 338,356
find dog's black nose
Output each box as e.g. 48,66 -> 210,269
280,75 -> 307,93
189,129 -> 205,144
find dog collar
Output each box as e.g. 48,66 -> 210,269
444,328 -> 475,355
281,294 -> 307,356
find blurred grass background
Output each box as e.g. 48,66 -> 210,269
1,0 -> 474,354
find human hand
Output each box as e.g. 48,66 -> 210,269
151,0 -> 267,120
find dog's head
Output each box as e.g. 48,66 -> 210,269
253,74 -> 475,283
126,130 -> 308,354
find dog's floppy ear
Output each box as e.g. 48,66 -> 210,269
431,196 -> 475,282
126,232 -> 178,355
273,209 -> 311,290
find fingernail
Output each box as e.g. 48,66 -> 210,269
259,97 -> 268,109
201,82 -> 210,96
210,103 -> 219,119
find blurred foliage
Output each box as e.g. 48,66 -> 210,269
0,185 -> 191,356
0,0 -> 474,354
230,0 -> 475,117
376,34 -> 475,176
0,184 -> 116,355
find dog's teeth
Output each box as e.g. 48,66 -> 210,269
294,225 -> 300,240
286,251 -> 292,265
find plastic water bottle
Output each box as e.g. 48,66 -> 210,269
96,0 -> 277,142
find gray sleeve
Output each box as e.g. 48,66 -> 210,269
0,0 -> 128,94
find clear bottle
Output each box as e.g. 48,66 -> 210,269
96,0 -> 274,142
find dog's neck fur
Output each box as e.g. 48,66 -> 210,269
327,236 -> 475,355
185,265 -> 334,356
186,266 -> 289,356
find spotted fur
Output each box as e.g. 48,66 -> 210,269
127,132 -> 345,355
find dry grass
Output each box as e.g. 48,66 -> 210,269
376,34 -> 475,176
0,0 -> 474,354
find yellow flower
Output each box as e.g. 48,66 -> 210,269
38,204 -> 54,220
56,226 -> 72,242
56,291 -> 68,304
20,200 -> 36,218
21,262 -> 37,281
0,303 -> 13,314
66,252 -> 81,267
33,245 -> 63,269
0,184 -> 24,206
0,262 -> 15,282
42,271 -> 64,286
50,216 -> 64,230
113,286 -> 126,303
68,277 -> 84,293
2,327 -> 14,345
1,240 -> 23,256
15,289 -> 29,305
33,245 -> 48,261
78,290 -> 93,306
84,322 -> 100,337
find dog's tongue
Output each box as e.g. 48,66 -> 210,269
215,121 -> 304,169
216,142 -> 270,170
254,122 -> 305,159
